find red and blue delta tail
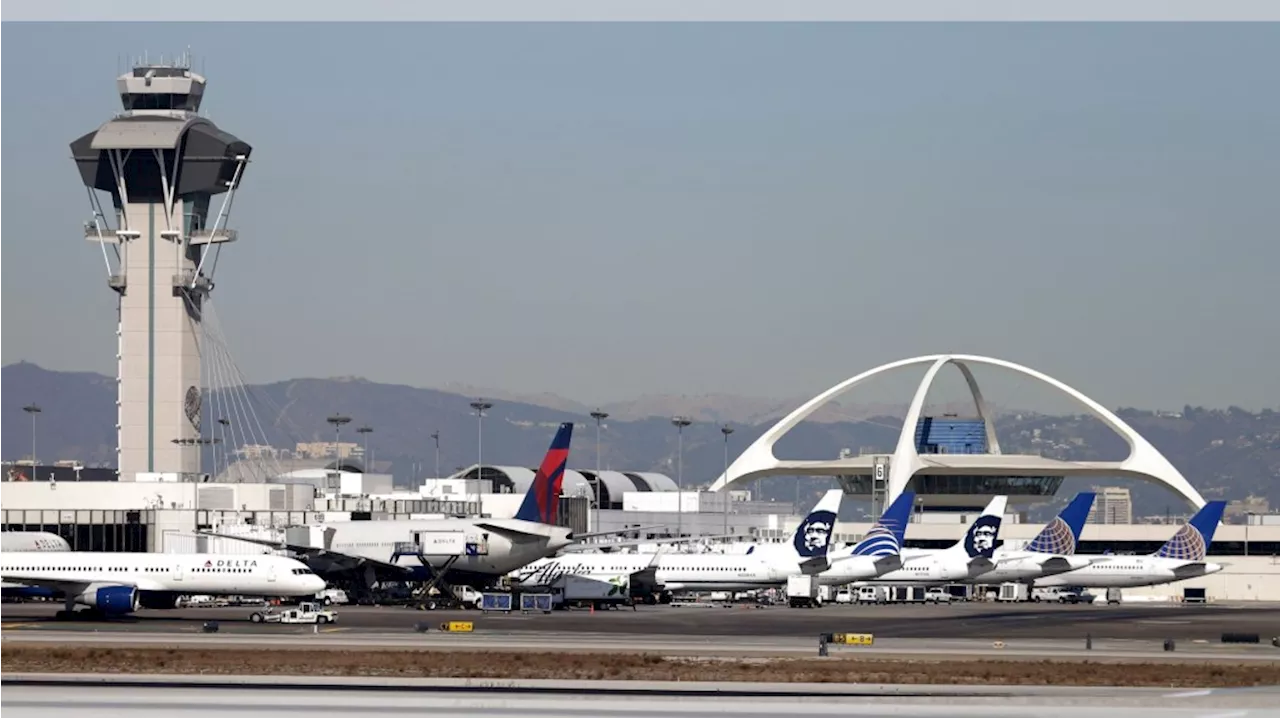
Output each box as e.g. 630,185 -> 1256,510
514,422 -> 574,525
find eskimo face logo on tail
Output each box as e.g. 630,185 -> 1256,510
963,515 -> 1001,559
793,510 -> 836,558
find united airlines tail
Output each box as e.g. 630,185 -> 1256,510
943,495 -> 1006,561
1153,501 -> 1226,562
1025,492 -> 1095,556
513,422 -> 574,525
849,491 -> 916,558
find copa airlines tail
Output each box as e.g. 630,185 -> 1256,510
944,495 -> 1006,561
1154,500 -> 1226,561
850,491 -> 916,558
513,421 -> 573,525
1025,492 -> 1095,556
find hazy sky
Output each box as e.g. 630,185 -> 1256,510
2,23 -> 1277,411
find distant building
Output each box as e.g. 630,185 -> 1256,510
1226,496 -> 1271,522
1087,486 -> 1133,525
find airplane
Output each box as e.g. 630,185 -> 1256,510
1,531 -> 71,552
832,495 -> 1010,585
1,531 -> 73,599
1034,500 -> 1228,590
815,491 -> 917,586
0,551 -> 326,619
510,489 -> 846,600
204,422 -> 643,590
947,491 -> 1097,585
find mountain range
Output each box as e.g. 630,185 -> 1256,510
4,362 -> 1278,517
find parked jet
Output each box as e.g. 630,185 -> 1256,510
815,491 -> 917,586
0,551 -> 325,619
837,495 -> 1009,585
510,489 -> 845,598
1,531 -> 74,599
206,422 -> 640,589
1035,501 -> 1227,590
948,491 -> 1097,585
1,531 -> 71,553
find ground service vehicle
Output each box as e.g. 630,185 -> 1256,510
249,601 -> 337,624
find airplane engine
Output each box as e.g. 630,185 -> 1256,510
75,584 -> 139,615
138,590 -> 181,609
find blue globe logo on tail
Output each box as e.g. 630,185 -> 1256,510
1156,524 -> 1207,561
1154,501 -> 1225,562
1026,492 -> 1095,556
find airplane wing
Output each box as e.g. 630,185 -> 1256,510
566,525 -> 669,541
196,531 -> 410,574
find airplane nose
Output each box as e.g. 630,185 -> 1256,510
307,575 -> 327,592
1066,556 -> 1092,570
1206,562 -> 1224,574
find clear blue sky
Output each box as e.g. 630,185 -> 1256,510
2,23 -> 1277,410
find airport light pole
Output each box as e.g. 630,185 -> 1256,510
357,425 -> 373,474
671,416 -> 692,539
470,399 -> 493,517
326,414 -> 351,492
23,404 -> 41,476
720,424 -> 734,539
591,410 -> 609,531
430,430 -> 440,478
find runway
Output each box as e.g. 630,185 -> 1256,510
5,600 -> 1279,642
3,675 -> 1278,717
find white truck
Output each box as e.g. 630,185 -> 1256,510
249,601 -> 337,624
787,575 -> 821,608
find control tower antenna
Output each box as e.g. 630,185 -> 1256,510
71,56 -> 252,480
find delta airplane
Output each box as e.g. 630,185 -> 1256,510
510,489 -> 845,598
207,422 -> 642,589
0,551 -> 326,619
815,491 -> 917,586
1,531 -> 71,552
834,495 -> 1010,585
947,491 -> 1097,585
1035,500 -> 1227,590
1,531 -> 74,599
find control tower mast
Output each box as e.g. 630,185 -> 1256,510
70,54 -> 252,480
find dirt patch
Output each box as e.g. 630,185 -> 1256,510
3,647 -> 1277,687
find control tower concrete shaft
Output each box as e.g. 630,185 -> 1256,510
70,58 -> 252,480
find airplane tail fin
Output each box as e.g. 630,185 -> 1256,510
850,491 -> 916,557
513,422 -> 574,525
790,489 -> 843,561
1154,501 -> 1226,561
1025,492 -> 1095,556
944,495 -> 1006,560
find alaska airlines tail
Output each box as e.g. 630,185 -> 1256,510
1154,501 -> 1226,562
849,491 -> 916,558
790,489 -> 844,565
1025,492 -> 1095,556
943,495 -> 1007,561
513,422 -> 574,525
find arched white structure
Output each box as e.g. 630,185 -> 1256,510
709,354 -> 1206,511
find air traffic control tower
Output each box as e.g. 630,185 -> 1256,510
70,57 -> 252,480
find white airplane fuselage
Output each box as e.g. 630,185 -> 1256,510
514,551 -> 794,593
1034,556 -> 1224,589
322,518 -> 575,581
1,531 -> 71,552
0,552 -> 326,612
